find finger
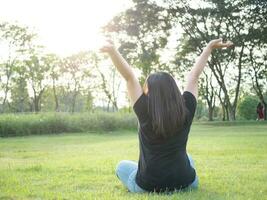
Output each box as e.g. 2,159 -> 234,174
226,41 -> 233,46
223,41 -> 233,47
214,38 -> 223,43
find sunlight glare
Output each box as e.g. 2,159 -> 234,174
0,0 -> 131,56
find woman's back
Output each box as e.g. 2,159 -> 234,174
134,91 -> 197,192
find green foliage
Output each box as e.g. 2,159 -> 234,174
237,95 -> 259,120
0,112 -> 137,137
0,22 -> 36,113
104,0 -> 173,83
10,63 -> 31,112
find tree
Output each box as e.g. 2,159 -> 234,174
247,45 -> 267,120
172,0 -> 267,120
169,0 -> 248,121
85,89 -> 94,112
45,54 -> 61,112
9,61 -> 30,112
25,53 -> 50,112
244,2 -> 267,120
237,95 -> 258,120
41,87 -> 57,112
104,0 -> 173,83
0,22 -> 35,112
61,52 -> 92,113
90,53 -> 120,111
199,71 -> 216,121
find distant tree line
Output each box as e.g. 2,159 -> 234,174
0,22 -> 123,113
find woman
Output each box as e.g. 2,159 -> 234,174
100,39 -> 233,193
257,102 -> 264,120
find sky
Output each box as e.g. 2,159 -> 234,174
0,0 -> 132,56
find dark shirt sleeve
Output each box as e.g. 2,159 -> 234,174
133,93 -> 149,123
183,91 -> 197,121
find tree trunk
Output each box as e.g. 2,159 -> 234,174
228,107 -> 236,121
33,89 -> 44,113
225,103 -> 230,121
112,101 -> 118,112
1,62 -> 14,113
221,103 -> 226,121
107,101 -> 110,112
231,45 -> 244,121
1,81 -> 10,113
34,96 -> 39,112
71,93 -> 77,113
217,90 -> 228,121
208,106 -> 214,121
52,79 -> 59,112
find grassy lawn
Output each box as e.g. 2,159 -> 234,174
0,122 -> 267,200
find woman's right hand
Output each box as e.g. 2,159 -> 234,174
100,40 -> 116,53
208,38 -> 233,49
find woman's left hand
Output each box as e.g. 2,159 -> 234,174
208,38 -> 233,49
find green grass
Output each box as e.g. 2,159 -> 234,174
0,122 -> 267,200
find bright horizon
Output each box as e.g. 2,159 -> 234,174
0,0 -> 132,56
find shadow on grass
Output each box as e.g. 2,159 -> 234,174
116,187 -> 228,200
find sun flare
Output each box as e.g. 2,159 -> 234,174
0,0 -> 131,56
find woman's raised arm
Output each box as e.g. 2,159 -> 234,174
100,41 -> 143,105
185,39 -> 233,99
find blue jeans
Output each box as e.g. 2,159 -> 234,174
115,154 -> 199,193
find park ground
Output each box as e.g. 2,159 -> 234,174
0,122 -> 267,200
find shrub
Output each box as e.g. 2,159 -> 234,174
237,96 -> 259,120
0,112 -> 137,137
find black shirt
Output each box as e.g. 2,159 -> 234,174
133,91 -> 197,192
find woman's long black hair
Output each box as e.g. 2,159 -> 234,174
146,72 -> 187,138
